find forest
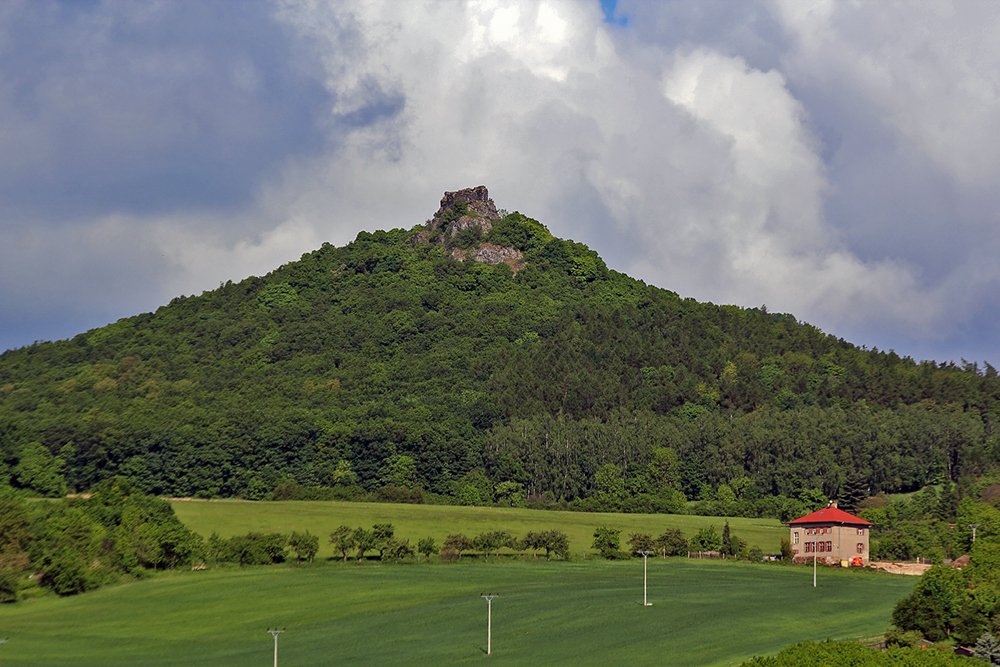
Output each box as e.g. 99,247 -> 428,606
1,202 -> 999,514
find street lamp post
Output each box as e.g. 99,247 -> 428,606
636,550 -> 653,606
969,524 -> 981,543
481,594 -> 498,656
267,629 -> 285,667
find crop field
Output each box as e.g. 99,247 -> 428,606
0,557 -> 915,666
170,500 -> 788,558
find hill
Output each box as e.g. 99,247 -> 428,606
0,559 -> 915,666
1,186 -> 999,510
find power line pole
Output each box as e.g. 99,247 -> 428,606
481,593 -> 498,656
636,550 -> 653,606
267,629 -> 285,667
969,524 -> 981,543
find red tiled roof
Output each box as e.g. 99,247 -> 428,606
788,507 -> 872,526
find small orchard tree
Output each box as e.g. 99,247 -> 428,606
384,537 -> 414,562
690,525 -> 722,553
592,526 -> 622,559
417,537 -> 439,562
289,531 -> 319,564
654,529 -> 687,557
443,534 -> 474,559
523,531 -> 546,559
628,532 -> 654,554
330,525 -> 355,563
541,529 -> 569,561
372,524 -> 395,560
353,527 -> 376,561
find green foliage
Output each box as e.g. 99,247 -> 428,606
329,525 -> 354,562
892,564 -> 963,641
976,632 -> 1000,666
2,199 -> 1000,519
591,525 -> 622,559
740,640 -> 971,666
0,567 -> 19,602
691,525 -> 723,552
654,529 -> 688,556
288,530 -> 319,563
417,536 -> 438,560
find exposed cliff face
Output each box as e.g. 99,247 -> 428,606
417,186 -> 524,272
437,185 -> 499,221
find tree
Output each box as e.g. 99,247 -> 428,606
372,523 -> 395,560
353,527 -> 376,561
475,530 -> 513,562
330,525 -> 354,562
523,531 -> 545,559
417,536 -> 439,561
654,529 -> 687,557
383,537 -> 414,562
443,534 -> 474,559
628,532 -> 654,554
594,464 -> 625,499
494,481 -> 524,507
779,537 -> 794,561
44,550 -> 87,596
721,521 -> 732,556
892,565 -> 962,641
690,525 -> 722,552
541,529 -> 569,560
0,567 -> 19,603
592,525 -> 622,559
976,632 -> 1000,666
289,531 -> 319,564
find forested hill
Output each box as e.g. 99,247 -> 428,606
1,187 -> 999,512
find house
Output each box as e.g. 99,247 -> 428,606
787,504 -> 872,566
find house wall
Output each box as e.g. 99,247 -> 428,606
789,523 -> 869,565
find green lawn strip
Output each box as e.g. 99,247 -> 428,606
0,559 -> 915,666
170,500 -> 787,559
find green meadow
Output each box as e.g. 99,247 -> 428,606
0,558 -> 915,666
170,500 -> 788,558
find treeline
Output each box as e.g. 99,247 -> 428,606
0,478 -> 202,600
891,537 -> 1000,648
1,209 -> 999,511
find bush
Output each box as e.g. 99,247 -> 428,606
44,551 -> 88,596
592,526 -> 623,559
0,567 -> 19,602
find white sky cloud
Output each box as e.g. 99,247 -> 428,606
2,0 -> 1000,365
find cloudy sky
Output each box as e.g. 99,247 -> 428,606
2,0 -> 999,367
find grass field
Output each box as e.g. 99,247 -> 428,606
0,558 -> 916,666
170,500 -> 788,559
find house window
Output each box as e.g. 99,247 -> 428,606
827,541 -> 832,552
793,532 -> 799,544
857,543 -> 864,554
805,542 -> 811,553
857,528 -> 865,536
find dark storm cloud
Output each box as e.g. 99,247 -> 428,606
0,0 -> 333,221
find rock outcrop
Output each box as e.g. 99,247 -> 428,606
437,185 -> 499,220
415,186 -> 524,272
433,185 -> 500,236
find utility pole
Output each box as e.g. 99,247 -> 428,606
481,594 -> 498,656
811,532 -> 817,588
969,524 -> 981,543
267,629 -> 285,667
636,550 -> 653,606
